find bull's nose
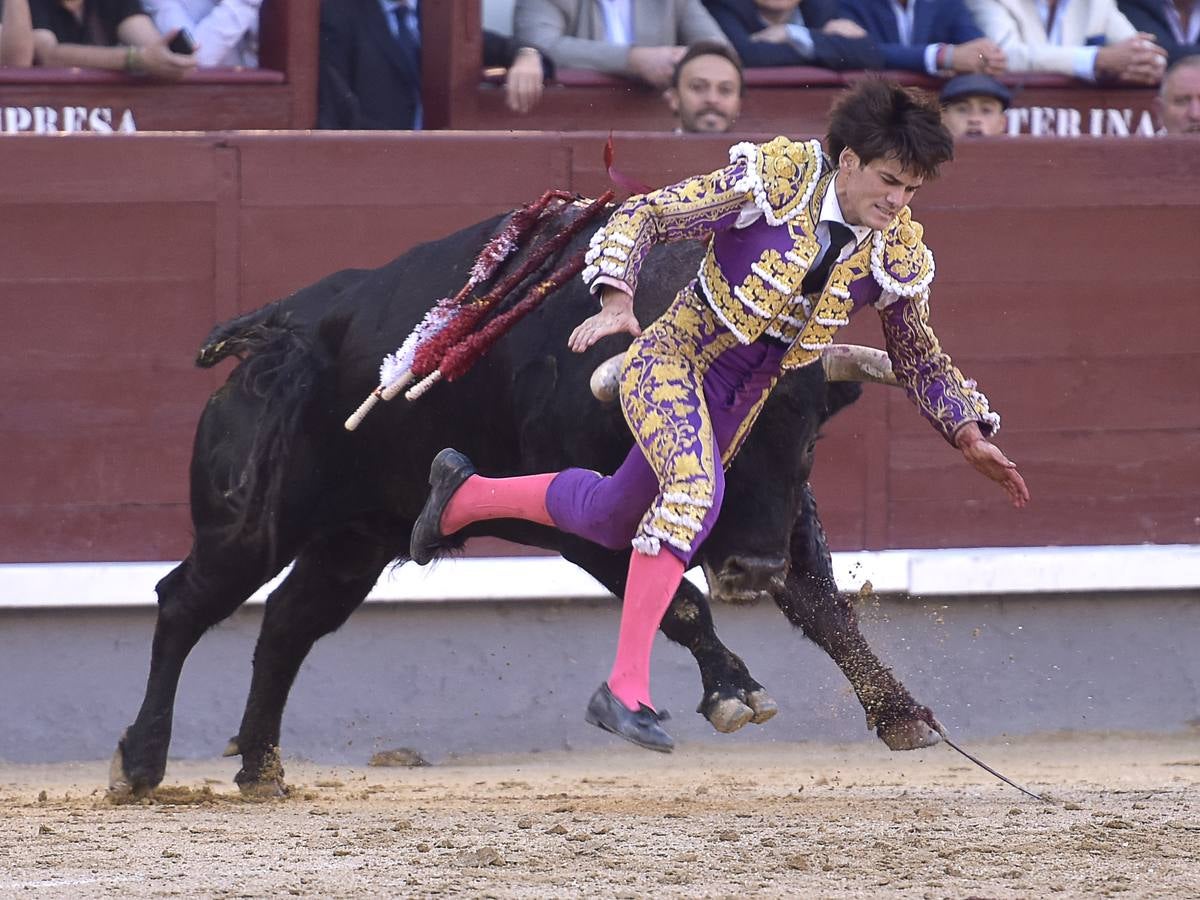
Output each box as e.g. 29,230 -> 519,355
721,555 -> 788,587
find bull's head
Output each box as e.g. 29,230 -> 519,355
592,345 -> 898,605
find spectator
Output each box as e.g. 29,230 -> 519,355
1,0 -> 36,65
704,0 -> 884,70
665,40 -> 743,131
1118,0 -> 1199,63
939,72 -> 1011,135
484,30 -> 556,115
30,0 -> 197,78
513,0 -> 730,89
319,1 -> 552,129
318,0 -> 422,129
964,0 -> 1166,82
839,0 -> 1007,75
142,0 -> 260,68
1158,52 -> 1200,131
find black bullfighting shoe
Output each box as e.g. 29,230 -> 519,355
585,682 -> 674,753
409,448 -> 476,566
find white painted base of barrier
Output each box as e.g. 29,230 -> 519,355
1,544 -> 1198,610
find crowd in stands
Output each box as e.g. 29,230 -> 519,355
311,0 -> 1198,135
0,0 -> 1196,135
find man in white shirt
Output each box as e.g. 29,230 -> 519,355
965,0 -> 1167,82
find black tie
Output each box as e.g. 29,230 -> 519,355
392,3 -> 420,71
801,222 -> 854,295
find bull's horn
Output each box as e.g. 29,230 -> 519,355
590,352 -> 626,402
593,344 -> 895,400
821,344 -> 899,386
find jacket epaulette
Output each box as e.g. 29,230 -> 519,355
871,207 -> 935,298
728,136 -> 825,226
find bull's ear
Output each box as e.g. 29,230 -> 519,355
825,382 -> 863,419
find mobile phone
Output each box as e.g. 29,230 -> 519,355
168,29 -> 196,55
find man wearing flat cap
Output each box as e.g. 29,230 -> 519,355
939,73 -> 1012,137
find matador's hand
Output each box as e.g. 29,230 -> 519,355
569,287 -> 642,353
955,423 -> 1030,509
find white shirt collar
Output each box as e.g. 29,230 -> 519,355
596,0 -> 633,45
820,174 -> 874,247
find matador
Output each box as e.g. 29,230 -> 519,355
411,80 -> 1029,752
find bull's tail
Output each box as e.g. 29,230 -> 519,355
196,302 -> 346,565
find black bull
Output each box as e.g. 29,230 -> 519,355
109,207 -> 939,797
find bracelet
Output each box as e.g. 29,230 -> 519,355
124,45 -> 144,75
515,46 -> 540,58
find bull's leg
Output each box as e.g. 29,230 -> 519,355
660,578 -> 779,733
776,484 -> 940,750
560,540 -> 774,734
229,527 -> 399,796
111,546 -> 277,797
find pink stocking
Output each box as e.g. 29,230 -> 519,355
607,549 -> 686,712
441,474 -> 557,534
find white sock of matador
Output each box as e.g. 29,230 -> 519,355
607,549 -> 686,712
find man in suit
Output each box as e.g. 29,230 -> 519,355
704,0 -> 884,70
514,0 -> 730,88
318,0 -> 422,130
839,0 -> 1007,75
1117,0 -> 1198,63
965,0 -> 1166,82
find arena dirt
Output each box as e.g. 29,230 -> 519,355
2,732 -> 1197,898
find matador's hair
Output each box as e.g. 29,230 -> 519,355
825,78 -> 955,180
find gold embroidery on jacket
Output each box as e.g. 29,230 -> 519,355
619,286 -> 745,555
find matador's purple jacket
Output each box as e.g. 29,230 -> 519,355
546,136 -> 999,561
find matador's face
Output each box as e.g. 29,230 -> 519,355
835,149 -> 924,231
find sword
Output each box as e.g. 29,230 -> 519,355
932,721 -> 1051,803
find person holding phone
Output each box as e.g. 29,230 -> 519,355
143,0 -> 261,68
30,0 -> 197,78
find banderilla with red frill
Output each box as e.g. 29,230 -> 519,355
344,189 -> 614,431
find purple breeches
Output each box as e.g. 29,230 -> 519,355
546,316 -> 786,565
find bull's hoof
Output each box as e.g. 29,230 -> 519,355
878,719 -> 941,751
237,776 -> 289,800
106,729 -> 159,800
107,743 -> 135,799
698,692 -> 754,734
745,689 -> 779,725
222,736 -> 240,758
235,746 -> 289,799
